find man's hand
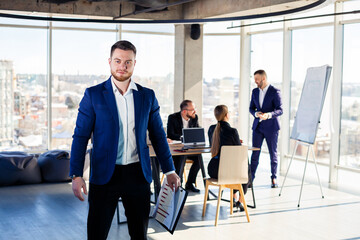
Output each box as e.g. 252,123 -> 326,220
166,173 -> 181,192
255,111 -> 263,118
167,138 -> 173,143
259,112 -> 270,120
72,177 -> 87,201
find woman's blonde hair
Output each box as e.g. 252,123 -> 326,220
211,105 -> 228,157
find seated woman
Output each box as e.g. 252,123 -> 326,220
207,105 -> 248,211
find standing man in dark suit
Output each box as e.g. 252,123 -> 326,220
167,100 -> 201,193
70,40 -> 180,240
249,70 -> 283,188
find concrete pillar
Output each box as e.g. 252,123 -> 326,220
116,24 -> 122,41
174,24 -> 203,124
47,21 -> 53,150
239,21 -> 251,144
329,2 -> 343,183
174,24 -> 185,113
280,17 -> 292,173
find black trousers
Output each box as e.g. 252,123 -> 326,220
87,162 -> 150,240
173,155 -> 200,185
251,124 -> 279,180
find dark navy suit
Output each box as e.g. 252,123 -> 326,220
70,77 -> 174,239
166,112 -> 200,185
249,85 -> 282,180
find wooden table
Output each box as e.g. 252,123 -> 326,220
150,144 -> 259,203
118,144 -> 259,224
150,143 -> 210,202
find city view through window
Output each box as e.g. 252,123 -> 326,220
0,22 -> 174,151
1,1 -> 360,172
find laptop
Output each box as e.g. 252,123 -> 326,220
182,128 -> 209,149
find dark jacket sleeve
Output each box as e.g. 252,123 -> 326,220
208,124 -> 216,146
249,88 -> 258,118
190,115 -> 200,128
70,88 -> 95,177
270,87 -> 283,118
147,90 -> 175,174
231,128 -> 242,146
166,113 -> 181,140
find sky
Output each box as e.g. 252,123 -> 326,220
0,18 -> 175,77
0,0 -> 359,83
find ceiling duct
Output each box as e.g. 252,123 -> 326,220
127,0 -> 169,8
42,0 -> 169,8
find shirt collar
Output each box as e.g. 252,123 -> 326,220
111,77 -> 138,95
181,116 -> 190,122
259,84 -> 270,93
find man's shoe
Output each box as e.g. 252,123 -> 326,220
271,179 -> 278,188
235,201 -> 245,212
185,183 -> 200,193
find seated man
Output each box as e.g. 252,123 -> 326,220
167,100 -> 201,193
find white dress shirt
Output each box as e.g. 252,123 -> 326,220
257,84 -> 272,119
259,84 -> 270,108
111,78 -> 139,165
182,116 -> 190,129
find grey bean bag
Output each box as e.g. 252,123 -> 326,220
0,151 -> 42,186
38,150 -> 70,182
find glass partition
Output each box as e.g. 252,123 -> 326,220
0,25 -> 47,151
249,32 -> 283,146
202,25 -> 240,141
122,28 -> 175,126
51,29 -> 116,149
290,26 -> 333,163
340,23 -> 360,169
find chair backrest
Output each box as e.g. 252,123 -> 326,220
217,145 -> 248,185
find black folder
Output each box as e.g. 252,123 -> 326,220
152,179 -> 188,234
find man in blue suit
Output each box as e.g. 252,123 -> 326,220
249,70 -> 283,188
69,40 -> 180,240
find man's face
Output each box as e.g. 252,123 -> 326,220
254,74 -> 266,89
108,48 -> 136,82
185,102 -> 196,119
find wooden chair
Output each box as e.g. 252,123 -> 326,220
202,145 -> 250,226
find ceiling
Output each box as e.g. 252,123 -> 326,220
0,0 -> 328,23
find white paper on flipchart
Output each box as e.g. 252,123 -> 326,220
290,65 -> 332,144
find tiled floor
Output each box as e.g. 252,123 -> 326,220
1,154 -> 360,240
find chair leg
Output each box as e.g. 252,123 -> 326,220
215,185 -> 223,226
160,174 -> 164,184
230,189 -> 233,215
183,168 -> 187,184
239,185 -> 250,223
202,181 -> 210,217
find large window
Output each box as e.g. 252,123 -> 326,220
343,0 -> 360,21
340,23 -> 360,169
51,29 -> 116,149
203,22 -> 240,139
0,19 -> 174,151
250,32 -> 283,146
0,22 -> 47,151
291,26 -> 333,163
122,25 -> 175,126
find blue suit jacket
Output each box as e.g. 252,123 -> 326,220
249,85 -> 283,132
70,77 -> 174,185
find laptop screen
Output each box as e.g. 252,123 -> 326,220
182,128 -> 206,145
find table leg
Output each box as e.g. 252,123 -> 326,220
177,155 -> 187,185
197,154 -> 206,186
151,157 -> 160,203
